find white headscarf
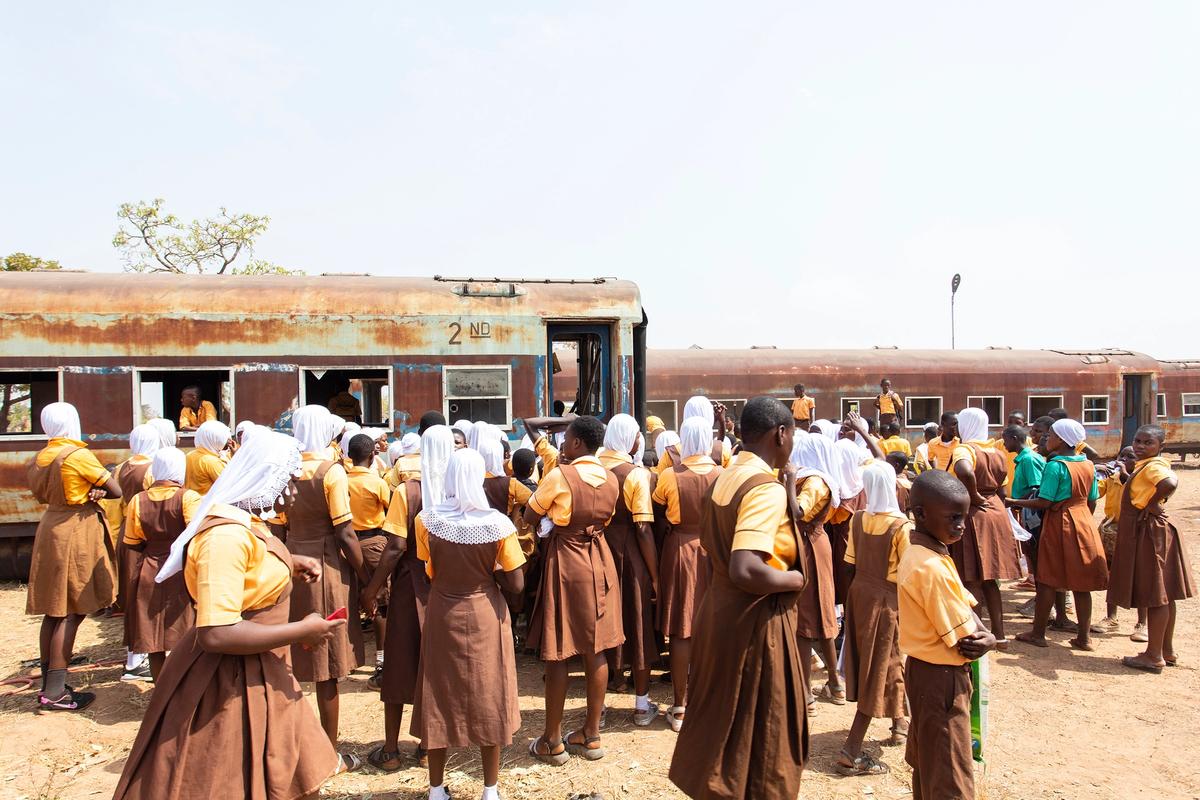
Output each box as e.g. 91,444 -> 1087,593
863,461 -> 901,514
452,419 -> 475,444
420,425 -> 455,511
813,419 -> 840,442
240,423 -> 268,445
339,430 -> 359,456
468,422 -> 503,451
655,430 -> 680,462
157,431 -> 302,582
195,420 -> 231,453
41,402 -> 81,441
151,447 -> 187,485
128,424 -> 161,457
957,407 -> 990,444
421,448 -> 516,542
150,417 -> 178,449
235,420 -> 256,442
401,432 -> 421,455
478,437 -> 507,476
790,431 -> 843,508
604,413 -> 642,458
683,396 -> 715,431
385,440 -> 405,467
835,438 -> 866,499
343,421 -> 361,434
679,417 -> 714,460
292,405 -> 342,454
1051,418 -> 1087,448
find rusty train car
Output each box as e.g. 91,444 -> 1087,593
636,348 -> 1200,459
0,271 -> 648,578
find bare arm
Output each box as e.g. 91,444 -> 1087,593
729,549 -> 806,595
495,564 -> 524,595
845,412 -> 885,461
361,534 -> 408,616
198,614 -> 345,655
333,520 -> 370,585
953,458 -> 987,508
1140,475 -> 1178,521
634,521 -> 659,595
89,474 -> 122,502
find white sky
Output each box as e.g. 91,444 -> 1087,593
2,4 -> 1197,357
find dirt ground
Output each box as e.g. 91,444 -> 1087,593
3,465 -> 1200,800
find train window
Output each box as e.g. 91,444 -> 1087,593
1157,393 -> 1167,418
136,369 -> 232,429
904,397 -> 943,429
302,368 -> 392,427
1082,395 -> 1109,426
646,400 -> 678,431
1028,395 -> 1063,421
840,397 -> 876,420
1183,393 -> 1200,417
713,399 -> 747,425
0,370 -> 61,437
966,396 -> 1004,426
549,328 -> 609,418
444,366 -> 513,429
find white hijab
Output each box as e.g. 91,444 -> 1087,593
679,417 -> 714,460
157,431 -> 302,582
41,402 -> 81,441
863,461 -> 902,514
683,396 -> 715,431
655,430 -> 680,462
195,420 -> 231,454
790,431 -> 843,508
401,432 -> 421,455
128,424 -> 161,457
468,422 -> 503,451
235,420 -> 256,441
150,417 -> 178,449
835,438 -> 867,499
604,414 -> 641,459
386,440 -> 405,466
240,423 -> 268,445
1051,418 -> 1086,447
421,448 -> 516,543
813,419 -> 840,442
452,419 -> 475,444
151,447 -> 187,485
293,405 -> 342,454
958,407 -> 990,444
420,425 -> 455,511
478,437 -> 507,476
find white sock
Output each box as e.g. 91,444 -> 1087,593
636,693 -> 651,711
481,785 -> 500,800
429,785 -> 449,800
125,651 -> 147,671
376,651 -> 384,666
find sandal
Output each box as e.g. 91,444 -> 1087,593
1048,618 -> 1079,633
414,745 -> 429,768
835,750 -> 890,776
598,704 -> 608,731
666,705 -> 686,733
818,681 -> 847,705
367,745 -> 403,773
1121,655 -> 1163,674
884,728 -> 908,747
335,752 -> 363,774
528,735 -> 569,767
565,728 -> 606,761
633,702 -> 660,727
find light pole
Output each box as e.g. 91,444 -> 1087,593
951,273 -> 961,349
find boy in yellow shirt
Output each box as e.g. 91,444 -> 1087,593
791,384 -> 815,429
877,422 -> 913,459
347,434 -> 392,680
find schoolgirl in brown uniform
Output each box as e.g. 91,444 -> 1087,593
287,405 -> 368,770
836,462 -> 912,776
364,423 -> 454,771
669,397 -> 807,800
27,402 -> 123,712
597,413 -> 660,725
411,448 -> 526,800
113,431 -> 345,800
1107,424 -> 1195,673
524,416 -> 623,764
121,447 -> 200,681
652,417 -> 723,732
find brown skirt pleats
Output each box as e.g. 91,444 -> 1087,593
657,529 -> 710,639
842,575 -> 906,719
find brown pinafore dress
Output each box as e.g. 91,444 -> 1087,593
410,521 -> 522,749
669,472 -> 807,800
604,461 -> 657,672
1036,459 -> 1108,592
123,483 -> 197,653
795,476 -> 838,641
113,517 -> 337,800
115,460 -> 154,606
286,460 -> 365,682
951,443 -> 1022,582
26,448 -> 116,617
827,488 -> 866,604
657,462 -> 721,639
1107,464 -> 1196,609
482,475 -> 510,515
842,512 -> 909,719
381,479 -> 432,705
526,464 -> 624,661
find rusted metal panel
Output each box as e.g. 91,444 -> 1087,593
63,366 -> 134,436
235,365 -> 299,431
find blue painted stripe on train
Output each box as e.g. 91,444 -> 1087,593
64,365 -> 132,374
394,363 -> 442,373
236,362 -> 298,373
534,355 -> 547,416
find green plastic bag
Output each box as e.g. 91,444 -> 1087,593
969,653 -> 990,763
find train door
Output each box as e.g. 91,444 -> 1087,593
548,324 -> 611,419
1122,374 -> 1151,446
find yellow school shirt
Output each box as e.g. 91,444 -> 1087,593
415,518 -> 526,580
652,454 -> 718,524
898,539 -> 977,665
185,447 -> 226,495
1098,473 -> 1123,521
123,484 -> 202,546
382,481 -> 416,538
103,455 -> 156,534
791,396 -> 815,422
598,449 -> 654,524
347,466 -> 391,531
484,473 -> 534,515
927,437 -> 958,471
714,451 -> 796,572
535,436 -> 560,477
36,438 -> 111,505
528,454 -> 614,528
877,393 -> 899,415
796,475 -> 832,523
878,436 -> 913,459
179,400 -> 218,430
658,438 -> 732,473
298,453 -> 353,526
184,504 -> 292,627
386,453 -> 422,490
844,511 -> 912,583
1129,456 -> 1173,510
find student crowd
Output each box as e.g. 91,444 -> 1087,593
19,386 -> 1195,800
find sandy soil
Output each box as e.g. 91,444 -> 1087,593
3,464 -> 1200,800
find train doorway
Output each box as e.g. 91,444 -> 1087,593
1122,374 -> 1152,447
548,324 -> 610,419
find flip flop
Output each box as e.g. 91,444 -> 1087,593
835,751 -> 890,776
565,729 -> 606,761
528,735 -> 569,767
335,752 -> 363,774
1121,656 -> 1163,675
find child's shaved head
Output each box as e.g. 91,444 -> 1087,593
911,469 -> 970,509
1136,424 -> 1166,444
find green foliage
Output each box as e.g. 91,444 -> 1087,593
233,258 -> 303,276
3,252 -> 62,271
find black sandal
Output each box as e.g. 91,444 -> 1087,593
528,735 -> 569,766
367,745 -> 403,772
835,750 -> 890,776
565,728 -> 606,761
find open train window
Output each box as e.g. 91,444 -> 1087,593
301,368 -> 392,427
967,396 -> 1004,426
1028,395 -> 1063,421
840,397 -> 875,420
0,370 -> 61,437
1082,395 -> 1110,426
1183,393 -> 1200,417
712,399 -> 747,426
905,397 -> 943,429
443,366 -> 512,429
646,400 -> 678,431
1157,393 -> 1167,418
548,325 -> 610,419
137,369 -> 232,430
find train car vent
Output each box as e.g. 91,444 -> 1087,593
750,345 -> 778,349
451,282 -> 524,298
1161,360 -> 1200,370
986,345 -> 1013,350
688,344 -> 704,349
320,272 -> 372,276
872,345 -> 899,350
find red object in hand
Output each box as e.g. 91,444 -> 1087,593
326,606 -> 348,621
